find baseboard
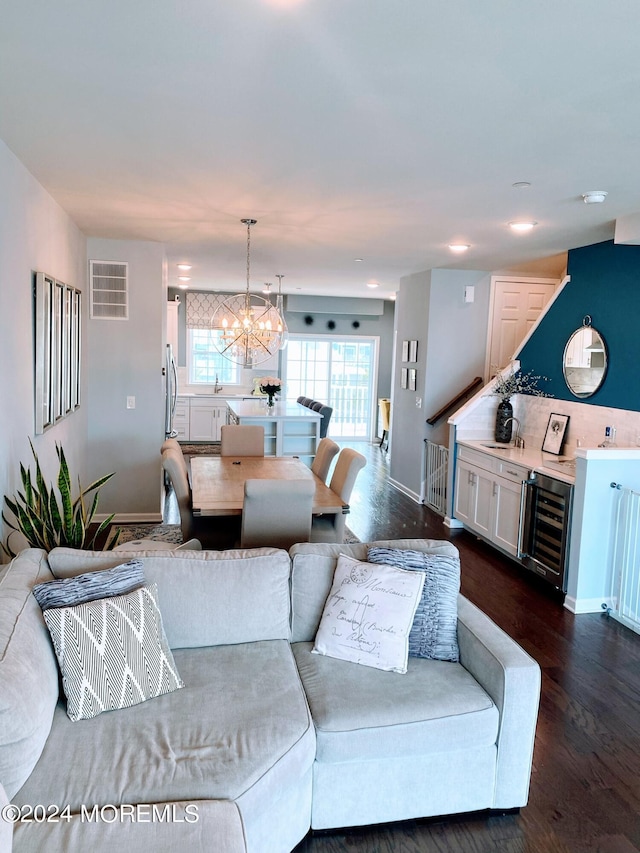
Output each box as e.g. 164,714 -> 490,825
94,512 -> 164,524
564,595 -> 611,614
388,477 -> 421,504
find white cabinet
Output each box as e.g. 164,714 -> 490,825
188,398 -> 228,441
454,446 -> 527,557
173,396 -> 190,439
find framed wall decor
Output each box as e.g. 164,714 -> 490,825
542,413 -> 570,455
401,367 -> 408,389
401,340 -> 409,362
408,340 -> 418,363
35,272 -> 82,434
408,368 -> 417,392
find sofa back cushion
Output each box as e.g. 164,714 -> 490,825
289,539 -> 460,643
48,547 -> 292,648
0,549 -> 60,798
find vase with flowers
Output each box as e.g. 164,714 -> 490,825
259,376 -> 282,408
488,368 -> 550,443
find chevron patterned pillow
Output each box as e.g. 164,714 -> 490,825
43,583 -> 184,721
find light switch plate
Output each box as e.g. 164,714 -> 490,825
126,396 -> 136,409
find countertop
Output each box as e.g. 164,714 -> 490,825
177,393 -> 255,399
227,400 -> 322,420
456,439 -> 577,484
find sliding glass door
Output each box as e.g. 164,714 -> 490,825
284,335 -> 379,439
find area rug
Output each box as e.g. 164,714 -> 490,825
106,522 -> 360,549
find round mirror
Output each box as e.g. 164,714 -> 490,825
563,322 -> 608,398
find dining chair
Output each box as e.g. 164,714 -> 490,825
161,438 -> 189,482
161,446 -> 195,541
311,437 -> 340,483
240,479 -> 315,549
309,448 -> 366,543
220,425 -> 265,457
162,447 -> 240,548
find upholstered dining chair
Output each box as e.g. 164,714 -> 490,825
220,425 -> 265,457
161,438 -> 189,482
162,447 -> 240,548
309,448 -> 366,544
310,437 -> 340,483
161,446 -> 195,541
240,479 -> 315,549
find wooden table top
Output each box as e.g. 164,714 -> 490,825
190,455 -> 347,517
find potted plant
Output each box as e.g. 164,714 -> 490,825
488,369 -> 550,443
2,440 -> 118,557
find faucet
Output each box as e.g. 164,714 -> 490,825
503,417 -> 525,449
213,374 -> 223,394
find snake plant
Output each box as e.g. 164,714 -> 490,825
2,440 -> 117,557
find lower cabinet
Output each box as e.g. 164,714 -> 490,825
454,450 -> 527,557
188,399 -> 228,441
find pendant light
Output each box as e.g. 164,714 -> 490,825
275,274 -> 289,350
210,219 -> 285,367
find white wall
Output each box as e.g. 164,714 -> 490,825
0,139 -> 88,558
389,268 -> 490,500
86,238 -> 166,518
389,271 -> 431,499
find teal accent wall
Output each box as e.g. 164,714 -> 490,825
518,240 -> 640,411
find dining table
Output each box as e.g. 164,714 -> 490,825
190,455 -> 348,517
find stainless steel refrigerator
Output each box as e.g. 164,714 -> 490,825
164,343 -> 178,438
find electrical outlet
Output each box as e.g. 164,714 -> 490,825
126,396 -> 136,409
415,397 -> 422,408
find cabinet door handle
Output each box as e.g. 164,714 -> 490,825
506,469 -> 520,477
492,483 -> 497,497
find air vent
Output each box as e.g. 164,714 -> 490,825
89,260 -> 128,319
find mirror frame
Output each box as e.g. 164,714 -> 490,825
562,318 -> 608,399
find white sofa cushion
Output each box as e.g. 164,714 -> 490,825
48,547 -> 292,648
14,640 -> 315,808
0,549 -> 60,798
293,641 -> 498,764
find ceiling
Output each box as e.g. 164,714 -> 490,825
2,1 -> 640,300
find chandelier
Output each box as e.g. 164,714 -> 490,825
210,219 -> 285,367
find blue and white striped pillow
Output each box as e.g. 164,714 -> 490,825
32,560 -> 145,610
367,548 -> 460,661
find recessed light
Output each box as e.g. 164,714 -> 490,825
509,221 -> 537,233
178,283 -> 189,290
512,181 -> 531,189
582,191 -> 608,204
366,281 -> 379,288
178,276 -> 191,281
448,243 -> 470,253
354,258 -> 363,263
177,263 -> 192,271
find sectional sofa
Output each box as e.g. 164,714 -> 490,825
0,539 -> 541,853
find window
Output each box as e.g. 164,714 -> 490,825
188,328 -> 241,385
284,334 -> 378,439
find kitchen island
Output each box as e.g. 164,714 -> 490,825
226,399 -> 321,463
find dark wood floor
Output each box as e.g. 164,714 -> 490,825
293,440 -> 640,853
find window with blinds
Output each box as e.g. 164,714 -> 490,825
89,261 -> 128,319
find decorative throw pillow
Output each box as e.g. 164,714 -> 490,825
43,583 -> 184,721
367,547 -> 460,662
312,554 -> 425,674
32,560 -> 144,610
